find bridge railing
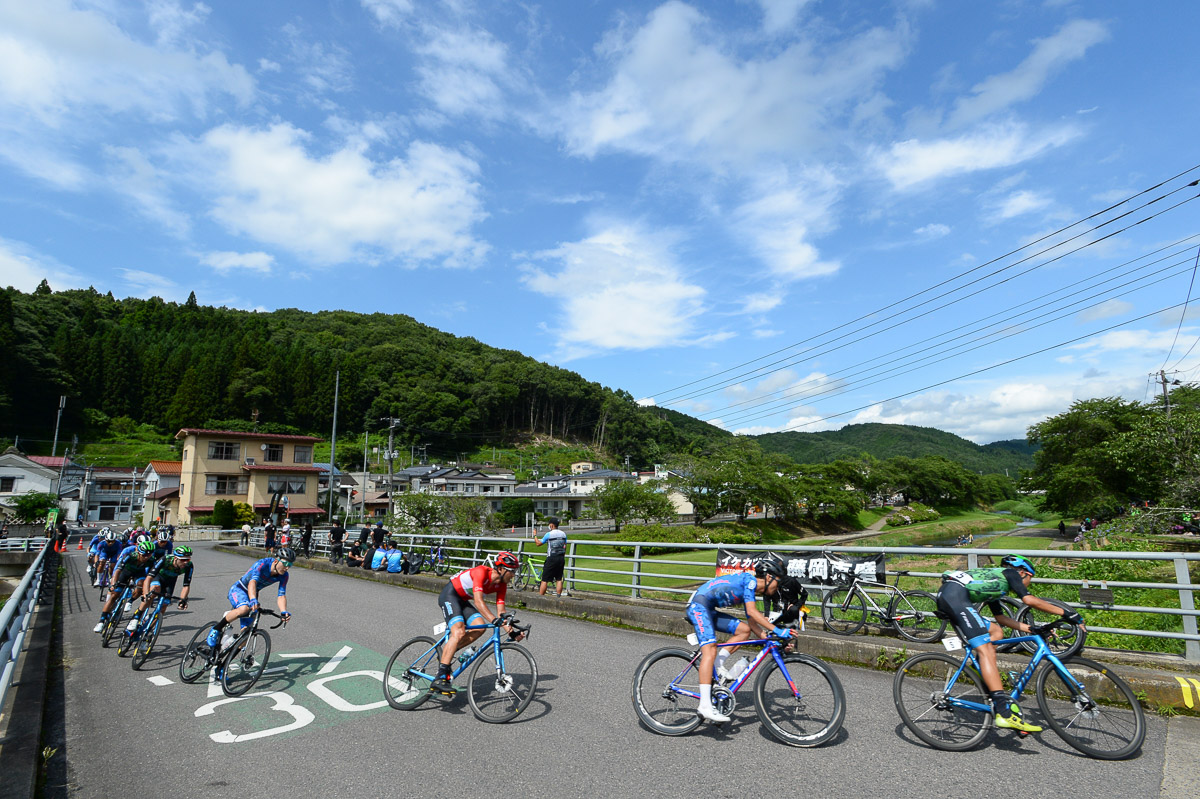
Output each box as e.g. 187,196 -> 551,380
0,539 -> 51,712
234,531 -> 1200,661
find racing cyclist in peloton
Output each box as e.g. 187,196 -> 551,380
202,546 -> 294,651
685,558 -> 794,723
93,540 -> 156,632
937,553 -> 1086,733
126,545 -> 194,635
93,529 -> 124,590
429,550 -> 524,696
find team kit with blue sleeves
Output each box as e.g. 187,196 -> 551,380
685,572 -> 759,646
229,557 -> 290,616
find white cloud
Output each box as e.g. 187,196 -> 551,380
0,237 -> 84,292
752,328 -> 783,338
995,189 -> 1052,219
415,26 -> 510,120
179,123 -> 488,266
875,121 -> 1080,190
258,58 -> 281,73
520,222 -> 716,359
636,397 -> 657,406
1069,328 -> 1185,355
741,293 -> 783,314
104,145 -> 190,236
147,1 -> 211,48
1078,298 -> 1132,323
914,223 -> 950,239
119,268 -> 188,302
361,0 -> 414,28
732,169 -> 841,281
950,19 -> 1110,127
283,24 -> 354,96
755,0 -> 816,35
201,251 -> 274,274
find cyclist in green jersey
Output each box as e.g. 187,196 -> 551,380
937,554 -> 1085,733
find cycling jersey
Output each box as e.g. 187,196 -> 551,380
88,534 -> 104,555
942,567 -> 1027,603
687,572 -> 758,609
112,545 -> 144,574
451,564 -> 507,604
371,548 -> 388,570
236,557 -> 289,597
385,550 -> 405,573
540,529 -> 567,556
149,556 -> 194,586
96,539 -> 124,562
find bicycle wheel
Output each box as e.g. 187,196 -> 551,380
383,635 -> 442,710
893,652 -> 992,751
890,590 -> 946,644
179,624 -> 216,683
753,653 -> 845,747
434,557 -> 448,577
1016,600 -> 1086,658
131,612 -> 162,670
221,630 -> 272,697
100,599 -> 127,648
1035,656 -> 1145,760
631,647 -> 704,736
467,642 -> 538,723
512,565 -> 529,591
821,586 -> 866,635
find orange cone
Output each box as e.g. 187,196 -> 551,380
77,538 -> 84,550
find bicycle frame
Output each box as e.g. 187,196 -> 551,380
668,638 -> 800,700
939,632 -> 1086,713
408,618 -> 525,682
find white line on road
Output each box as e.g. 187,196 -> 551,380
277,652 -> 321,658
318,645 -> 354,675
147,675 -> 173,686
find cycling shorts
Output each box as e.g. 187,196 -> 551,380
541,553 -> 565,582
438,582 -> 484,629
112,566 -> 146,590
229,584 -> 256,610
148,575 -> 178,596
936,581 -> 993,648
685,602 -> 742,647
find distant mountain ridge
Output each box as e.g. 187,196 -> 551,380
752,423 -> 1036,476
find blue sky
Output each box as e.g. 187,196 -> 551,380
3,1 -> 1199,444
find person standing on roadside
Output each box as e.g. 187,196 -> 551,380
301,520 -> 313,558
531,517 -> 569,597
371,520 -> 386,549
328,519 -> 345,564
241,523 -> 251,546
264,517 -> 277,553
55,519 -> 69,553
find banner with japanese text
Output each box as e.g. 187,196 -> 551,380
716,548 -> 886,587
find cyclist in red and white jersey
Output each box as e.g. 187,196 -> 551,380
430,551 -> 523,694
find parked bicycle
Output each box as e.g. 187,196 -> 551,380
511,555 -> 544,591
893,618 -> 1144,759
383,612 -> 537,723
632,631 -> 845,747
419,540 -> 450,576
178,608 -> 288,697
821,570 -> 945,643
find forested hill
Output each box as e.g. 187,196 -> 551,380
0,285 -> 725,465
753,423 -> 1037,476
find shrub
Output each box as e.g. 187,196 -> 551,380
212,499 -> 236,528
990,500 -> 1049,521
612,523 -> 762,556
885,503 -> 941,527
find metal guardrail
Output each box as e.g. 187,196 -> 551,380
0,539 -> 51,712
0,537 -> 51,552
233,531 -> 1200,661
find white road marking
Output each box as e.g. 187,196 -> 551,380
317,645 -> 354,675
277,652 -> 320,659
147,675 -> 173,686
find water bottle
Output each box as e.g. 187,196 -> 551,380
220,631 -> 235,650
458,646 -> 475,664
727,657 -> 750,680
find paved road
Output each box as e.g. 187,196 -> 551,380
46,543 -> 1182,799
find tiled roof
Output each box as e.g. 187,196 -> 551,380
175,428 -> 321,443
148,460 -> 182,475
28,456 -> 67,468
147,486 -> 179,500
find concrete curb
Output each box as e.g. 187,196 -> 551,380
217,544 -> 1200,716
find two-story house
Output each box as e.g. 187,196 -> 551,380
175,429 -> 323,524
141,460 -> 182,526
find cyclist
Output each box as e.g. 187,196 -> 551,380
429,550 -> 524,695
152,528 -> 173,561
93,540 -> 156,633
126,545 -> 194,634
684,559 -> 793,723
203,546 -> 293,651
937,553 -> 1086,733
94,528 -> 124,589
86,529 -> 106,584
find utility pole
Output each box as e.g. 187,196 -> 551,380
51,395 -> 66,457
361,431 -> 369,523
381,417 -> 401,518
1160,370 -> 1172,417
327,371 -> 340,520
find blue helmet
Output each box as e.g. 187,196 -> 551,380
1001,554 -> 1036,576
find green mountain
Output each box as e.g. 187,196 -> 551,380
753,423 -> 1036,476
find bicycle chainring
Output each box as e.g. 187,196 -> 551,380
711,686 -> 736,716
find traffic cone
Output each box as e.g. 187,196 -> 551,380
77,538 -> 84,550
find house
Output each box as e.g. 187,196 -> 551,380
174,428 -> 323,524
0,448 -> 62,519
315,462 -> 358,517
141,460 -> 182,526
84,466 -> 145,523
638,464 -> 694,515
570,461 -> 603,474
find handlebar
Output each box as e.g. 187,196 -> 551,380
255,608 -> 290,629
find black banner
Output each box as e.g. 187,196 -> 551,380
716,548 -> 887,587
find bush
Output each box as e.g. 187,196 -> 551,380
885,503 -> 941,527
212,499 -> 236,528
234,502 -> 256,525
990,500 -> 1050,521
612,523 -> 762,556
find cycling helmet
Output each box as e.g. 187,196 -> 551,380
135,533 -> 151,546
755,558 -> 786,580
136,540 -> 156,556
276,546 -> 297,564
1000,554 -> 1036,576
494,550 -> 520,570
172,545 -> 192,560
156,530 -> 171,542
104,529 -> 117,542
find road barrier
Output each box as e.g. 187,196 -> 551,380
0,539 -> 51,713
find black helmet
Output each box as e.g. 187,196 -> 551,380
276,546 -> 297,564
755,559 -> 786,579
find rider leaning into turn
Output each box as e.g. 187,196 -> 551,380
430,550 -> 524,695
125,545 -> 194,634
93,540 -> 157,633
203,546 -> 294,651
937,554 -> 1086,733
685,558 -> 794,724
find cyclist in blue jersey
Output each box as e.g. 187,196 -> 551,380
93,540 -> 156,632
937,554 -> 1086,733
385,544 -> 406,574
203,546 -> 293,650
126,546 -> 194,634
685,559 -> 792,723
86,530 -> 105,585
94,529 -> 124,587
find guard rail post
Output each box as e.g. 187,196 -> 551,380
568,541 -> 577,593
1175,556 -> 1200,662
632,544 -> 642,599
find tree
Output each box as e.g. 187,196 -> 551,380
9,492 -> 59,522
589,479 -> 676,534
391,491 -> 450,534
496,497 -> 534,527
212,499 -> 236,528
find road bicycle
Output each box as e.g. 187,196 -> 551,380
976,596 -> 1086,658
511,555 -> 545,591
178,608 -> 288,697
631,632 -> 846,747
821,571 -> 945,643
124,594 -> 176,670
893,619 -> 1144,760
417,541 -> 450,576
100,583 -> 138,649
383,613 -> 537,723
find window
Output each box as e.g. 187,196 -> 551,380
208,441 -> 238,460
268,476 -> 308,494
205,475 -> 248,495
293,446 -> 312,464
264,444 -> 283,462
0,476 -> 15,492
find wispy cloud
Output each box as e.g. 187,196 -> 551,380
201,251 -> 274,274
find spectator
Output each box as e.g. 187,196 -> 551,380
371,540 -> 390,571
346,541 -> 364,568
531,517 -> 569,597
1,521 -> 9,539
55,520 -> 69,553
241,524 -> 251,546
328,519 -> 345,564
301,520 -> 313,558
1058,520 -> 1067,538
263,518 -> 277,552
371,521 -> 386,548
357,524 -> 370,549
280,519 -> 292,548
386,543 -> 407,574
362,541 -> 377,571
